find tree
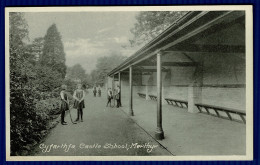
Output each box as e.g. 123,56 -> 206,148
35,24 -> 67,92
34,65 -> 63,92
65,64 -> 92,92
90,53 -> 127,85
129,11 -> 188,47
30,37 -> 44,62
66,64 -> 88,82
9,12 -> 48,155
40,24 -> 67,78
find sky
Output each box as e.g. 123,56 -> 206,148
24,12 -> 139,73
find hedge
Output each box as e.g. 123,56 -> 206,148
11,92 -> 61,156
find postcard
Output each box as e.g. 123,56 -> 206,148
5,5 -> 253,161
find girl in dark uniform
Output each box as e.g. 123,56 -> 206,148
73,83 -> 85,122
60,85 -> 69,125
98,87 -> 101,97
93,86 -> 97,97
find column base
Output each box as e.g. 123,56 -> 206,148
129,110 -> 134,116
188,106 -> 199,113
155,129 -> 164,140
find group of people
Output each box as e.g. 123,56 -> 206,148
107,85 -> 121,108
59,83 -> 122,125
60,83 -> 86,125
93,86 -> 102,97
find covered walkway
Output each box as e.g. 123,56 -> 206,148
120,96 -> 245,155
107,10 -> 247,155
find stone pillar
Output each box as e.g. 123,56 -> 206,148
145,85 -> 149,100
142,74 -> 150,100
112,75 -> 115,107
188,84 -> 202,113
155,52 -> 164,140
129,66 -> 134,116
188,63 -> 203,113
118,72 -> 122,106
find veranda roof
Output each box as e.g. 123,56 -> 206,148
107,11 -> 245,76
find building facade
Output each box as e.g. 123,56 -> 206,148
107,11 -> 246,140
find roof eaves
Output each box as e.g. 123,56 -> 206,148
107,11 -> 198,76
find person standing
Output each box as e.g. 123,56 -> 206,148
73,83 -> 85,122
115,86 -> 121,108
93,86 -> 97,97
106,88 -> 113,107
60,85 -> 69,125
98,87 -> 101,97
82,84 -> 89,95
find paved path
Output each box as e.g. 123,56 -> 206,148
34,93 -> 171,156
121,95 -> 246,155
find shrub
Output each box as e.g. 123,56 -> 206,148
10,91 -> 61,156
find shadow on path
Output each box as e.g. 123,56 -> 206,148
34,93 -> 172,156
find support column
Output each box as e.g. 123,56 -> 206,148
188,63 -> 203,113
129,66 -> 134,116
155,52 -> 164,140
118,72 -> 122,106
162,72 -> 167,105
143,74 -> 150,100
112,74 -> 115,107
162,86 -> 166,104
188,84 -> 202,113
145,85 -> 149,100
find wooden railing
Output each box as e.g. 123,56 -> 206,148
165,98 -> 188,108
137,93 -> 146,99
149,95 -> 157,101
138,94 -> 246,124
195,103 -> 246,124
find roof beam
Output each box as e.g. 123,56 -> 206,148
136,68 -> 170,72
120,71 -> 152,76
122,68 -> 170,73
167,44 -> 245,54
163,62 -> 198,66
137,61 -> 198,67
161,11 -> 245,53
108,11 -> 245,76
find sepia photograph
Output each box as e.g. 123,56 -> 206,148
5,6 -> 253,161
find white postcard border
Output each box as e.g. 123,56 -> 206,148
5,5 -> 253,161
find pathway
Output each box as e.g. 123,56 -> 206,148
34,92 -> 171,156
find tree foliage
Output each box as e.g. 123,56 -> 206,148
9,12 -> 49,155
34,65 -> 63,92
41,24 -> 67,79
129,11 -> 188,46
9,13 -> 65,155
65,63 -> 91,92
35,24 -> 66,92
66,64 -> 87,82
90,53 -> 127,85
30,37 -> 44,62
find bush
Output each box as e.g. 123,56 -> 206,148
36,97 -> 60,116
9,12 -> 67,156
10,87 -> 44,155
34,91 -> 60,100
34,65 -> 64,92
10,91 -> 61,156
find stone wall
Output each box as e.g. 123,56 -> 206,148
118,52 -> 245,111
